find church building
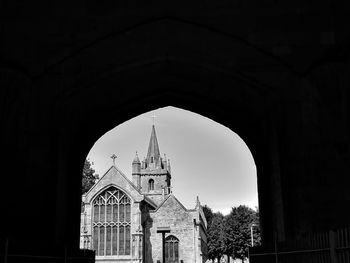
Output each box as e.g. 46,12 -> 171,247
80,124 -> 208,263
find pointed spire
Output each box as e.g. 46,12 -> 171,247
146,125 -> 161,167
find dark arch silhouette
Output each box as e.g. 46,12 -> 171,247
1,5 -> 348,261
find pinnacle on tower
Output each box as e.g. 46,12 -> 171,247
132,151 -> 141,188
167,159 -> 171,173
196,196 -> 200,208
133,151 -> 141,164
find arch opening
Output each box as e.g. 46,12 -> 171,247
79,106 -> 265,263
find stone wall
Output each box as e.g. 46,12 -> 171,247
145,195 -> 197,263
140,174 -> 168,195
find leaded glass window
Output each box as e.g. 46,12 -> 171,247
92,187 -> 132,256
165,235 -> 179,263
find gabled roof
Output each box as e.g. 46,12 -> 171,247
83,165 -> 157,208
143,195 -> 157,209
151,194 -> 188,213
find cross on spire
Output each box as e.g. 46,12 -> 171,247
110,154 -> 117,166
151,113 -> 157,125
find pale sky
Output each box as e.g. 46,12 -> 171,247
86,106 -> 258,215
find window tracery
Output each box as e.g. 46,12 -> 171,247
165,235 -> 179,263
92,187 -> 131,256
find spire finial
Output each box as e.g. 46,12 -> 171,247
151,112 -> 157,125
111,154 -> 117,166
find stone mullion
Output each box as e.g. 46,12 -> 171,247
171,241 -> 173,261
123,224 -> 126,255
117,200 -> 120,255
98,202 -> 101,256
98,224 -> 101,256
111,201 -> 113,255
104,201 -> 106,256
124,201 -> 126,254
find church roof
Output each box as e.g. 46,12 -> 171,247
83,165 -> 157,209
152,194 -> 189,212
146,125 -> 161,162
143,195 -> 157,209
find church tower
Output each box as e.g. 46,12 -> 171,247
138,124 -> 171,205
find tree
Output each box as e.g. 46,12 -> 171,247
225,205 -> 261,262
207,212 -> 226,263
253,207 -> 262,246
203,205 -> 214,227
81,159 -> 99,194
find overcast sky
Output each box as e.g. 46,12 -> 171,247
87,106 -> 258,215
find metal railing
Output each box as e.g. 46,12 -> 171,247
250,227 -> 350,263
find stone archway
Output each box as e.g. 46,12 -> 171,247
48,62 -> 289,248
1,17 -> 309,254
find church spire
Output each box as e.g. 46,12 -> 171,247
146,125 -> 161,168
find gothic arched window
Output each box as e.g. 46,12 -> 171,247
165,235 -> 179,263
148,179 -> 154,191
92,187 -> 131,256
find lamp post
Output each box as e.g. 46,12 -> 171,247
250,223 -> 256,247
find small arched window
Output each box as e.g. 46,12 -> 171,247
165,235 -> 179,263
151,157 -> 154,163
148,179 -> 154,191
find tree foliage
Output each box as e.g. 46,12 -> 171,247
225,205 -> 261,262
203,204 -> 261,263
82,159 -> 99,194
207,212 -> 226,262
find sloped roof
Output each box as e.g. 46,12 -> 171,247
83,165 -> 157,208
151,194 -> 189,213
